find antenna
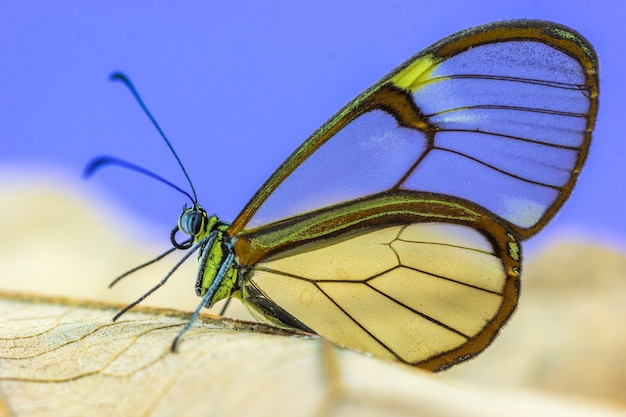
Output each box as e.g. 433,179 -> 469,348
110,72 -> 198,203
83,155 -> 195,204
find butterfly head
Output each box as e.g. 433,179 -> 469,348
171,204 -> 219,249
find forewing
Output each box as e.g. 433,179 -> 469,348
230,20 -> 598,239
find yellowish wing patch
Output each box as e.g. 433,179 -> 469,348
390,54 -> 440,92
245,222 -> 511,365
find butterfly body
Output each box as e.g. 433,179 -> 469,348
98,19 -> 598,371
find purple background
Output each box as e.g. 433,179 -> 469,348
1,2 -> 624,254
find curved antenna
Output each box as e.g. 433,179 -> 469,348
84,155 -> 195,204
110,71 -> 198,203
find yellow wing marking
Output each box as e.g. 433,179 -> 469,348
390,54 -> 440,92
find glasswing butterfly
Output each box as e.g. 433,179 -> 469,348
87,20 -> 598,371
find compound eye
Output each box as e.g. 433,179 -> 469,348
180,209 -> 205,236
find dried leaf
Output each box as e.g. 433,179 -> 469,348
1,292 -> 624,417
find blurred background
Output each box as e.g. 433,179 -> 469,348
2,1 -> 624,250
1,0 -> 625,408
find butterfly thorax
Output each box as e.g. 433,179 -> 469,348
176,205 -> 240,308
196,222 -> 239,307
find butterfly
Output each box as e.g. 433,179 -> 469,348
87,19 -> 598,371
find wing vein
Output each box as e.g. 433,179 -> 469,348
423,74 -> 588,91
438,128 -> 582,150
425,104 -> 588,119
432,146 -> 563,189
365,282 -> 471,338
314,282 -> 405,361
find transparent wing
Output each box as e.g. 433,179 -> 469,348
242,221 -> 520,371
230,20 -> 598,239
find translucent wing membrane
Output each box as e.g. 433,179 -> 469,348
243,221 -> 519,370
231,21 -> 598,239
403,40 -> 593,233
243,110 -> 428,228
